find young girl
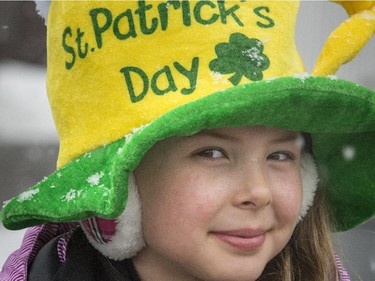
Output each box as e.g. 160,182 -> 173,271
1,1 -> 374,280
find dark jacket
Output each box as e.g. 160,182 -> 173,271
28,229 -> 140,281
0,224 -> 140,281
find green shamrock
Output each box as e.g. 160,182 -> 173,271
209,33 -> 270,86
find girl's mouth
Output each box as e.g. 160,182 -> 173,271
211,229 -> 266,251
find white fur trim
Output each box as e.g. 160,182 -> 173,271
299,153 -> 319,220
83,173 -> 145,260
35,1 -> 51,24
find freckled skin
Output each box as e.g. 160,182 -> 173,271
133,126 -> 303,281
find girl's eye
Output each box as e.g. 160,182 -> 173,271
197,148 -> 225,159
267,152 -> 294,161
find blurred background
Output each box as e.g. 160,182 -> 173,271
0,1 -> 374,280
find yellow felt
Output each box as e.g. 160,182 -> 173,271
313,4 -> 375,76
332,1 -> 375,16
47,1 -> 305,167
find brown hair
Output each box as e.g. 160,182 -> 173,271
258,185 -> 338,281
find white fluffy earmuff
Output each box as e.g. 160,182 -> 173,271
82,174 -> 145,260
299,152 -> 319,219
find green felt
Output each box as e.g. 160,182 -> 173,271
1,76 -> 374,231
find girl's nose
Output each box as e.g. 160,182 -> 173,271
232,164 -> 272,210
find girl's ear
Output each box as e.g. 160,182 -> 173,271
35,1 -> 51,25
299,153 -> 319,220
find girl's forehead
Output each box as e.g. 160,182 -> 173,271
139,127 -> 305,163
186,126 -> 301,143
157,126 -> 303,150
197,126 -> 300,139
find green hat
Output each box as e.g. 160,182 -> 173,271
1,0 -> 374,242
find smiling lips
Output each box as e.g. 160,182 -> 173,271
211,229 -> 266,251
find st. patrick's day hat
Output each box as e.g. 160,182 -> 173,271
1,0 -> 375,258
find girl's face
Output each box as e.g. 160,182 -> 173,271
133,126 -> 303,281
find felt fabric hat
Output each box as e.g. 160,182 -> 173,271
1,0 -> 375,258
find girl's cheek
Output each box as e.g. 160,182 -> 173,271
271,174 -> 303,219
173,177 -> 228,225
179,187 -> 221,221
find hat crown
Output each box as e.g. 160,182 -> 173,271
47,0 -> 305,167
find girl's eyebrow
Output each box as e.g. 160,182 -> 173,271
269,133 -> 302,145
